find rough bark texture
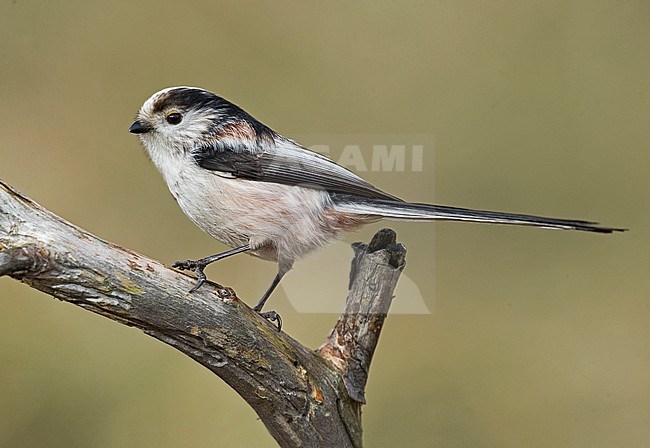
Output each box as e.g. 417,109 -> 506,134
0,180 -> 406,448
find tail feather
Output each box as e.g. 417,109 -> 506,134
331,194 -> 626,234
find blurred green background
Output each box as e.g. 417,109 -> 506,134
1,1 -> 648,447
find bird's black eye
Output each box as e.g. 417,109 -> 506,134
166,112 -> 183,125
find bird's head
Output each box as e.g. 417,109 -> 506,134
129,86 -> 236,152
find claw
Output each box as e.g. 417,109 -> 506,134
188,274 -> 206,293
258,310 -> 282,332
172,259 -> 207,293
170,246 -> 251,294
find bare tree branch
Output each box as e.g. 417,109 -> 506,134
0,180 -> 406,448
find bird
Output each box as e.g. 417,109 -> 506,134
129,86 -> 624,330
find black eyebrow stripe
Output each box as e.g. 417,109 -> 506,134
151,88 -> 276,140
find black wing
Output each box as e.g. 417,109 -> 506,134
193,138 -> 402,201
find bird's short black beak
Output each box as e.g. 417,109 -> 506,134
129,120 -> 151,134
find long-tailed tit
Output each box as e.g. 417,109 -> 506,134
129,86 -> 624,330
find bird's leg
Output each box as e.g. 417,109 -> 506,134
172,244 -> 251,292
254,272 -> 285,331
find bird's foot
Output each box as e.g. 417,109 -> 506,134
171,259 -> 207,293
255,309 -> 282,332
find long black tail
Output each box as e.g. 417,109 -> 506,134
331,194 -> 625,234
